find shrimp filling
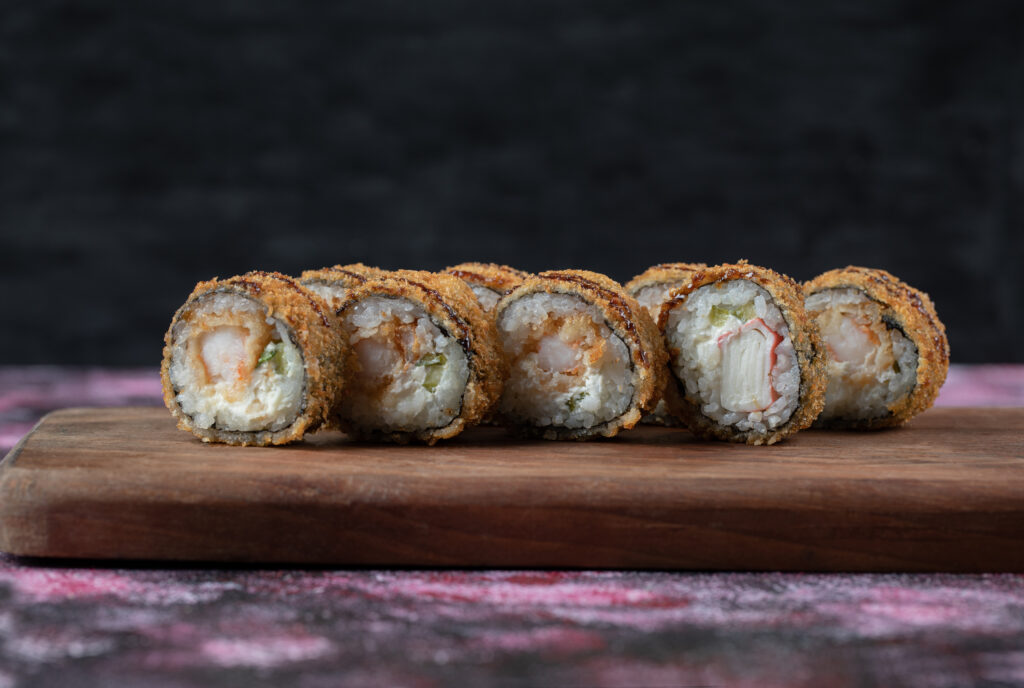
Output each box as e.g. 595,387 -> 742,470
498,293 -> 633,429
665,280 -> 799,432
340,296 -> 469,432
806,288 -> 917,421
169,293 -> 305,432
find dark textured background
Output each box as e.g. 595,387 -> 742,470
1,1 -> 1021,364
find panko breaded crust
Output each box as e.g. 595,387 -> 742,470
299,263 -> 387,291
161,271 -> 347,446
334,269 -> 506,444
625,262 -> 708,427
445,262 -> 531,297
804,266 -> 949,429
495,269 -> 669,440
659,260 -> 828,445
624,262 -> 708,297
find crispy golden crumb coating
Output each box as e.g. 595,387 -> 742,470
804,266 -> 949,429
659,260 -> 828,445
445,262 -> 531,310
495,269 -> 669,440
625,262 -> 708,426
161,271 -> 346,446
298,263 -> 388,311
625,262 -> 708,314
302,262 -> 387,286
333,269 -> 506,444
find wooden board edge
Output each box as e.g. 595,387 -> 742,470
6,472 -> 1024,571
0,409 -> 89,554
4,405 -> 1024,570
0,411 -> 55,470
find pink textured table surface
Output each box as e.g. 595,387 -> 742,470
1,365 -> 1023,688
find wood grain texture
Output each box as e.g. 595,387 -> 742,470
1,407 -> 1022,570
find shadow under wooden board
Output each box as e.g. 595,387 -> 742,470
0,407 -> 1022,571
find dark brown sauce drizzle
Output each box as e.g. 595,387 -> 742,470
540,271 -> 648,366
448,269 -> 489,285
454,263 -> 531,279
244,270 -> 331,328
229,279 -> 263,296
448,267 -> 524,293
329,267 -> 370,284
494,263 -> 531,279
651,262 -> 704,274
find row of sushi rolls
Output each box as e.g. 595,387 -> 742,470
161,261 -> 949,446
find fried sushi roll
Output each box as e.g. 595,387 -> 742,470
660,261 -> 827,445
495,270 -> 667,440
334,270 -> 505,444
299,263 -> 387,312
804,266 -> 949,429
625,262 -> 708,319
162,271 -> 345,446
446,262 -> 531,312
625,262 -> 707,425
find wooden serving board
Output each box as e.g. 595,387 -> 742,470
1,407 -> 1022,571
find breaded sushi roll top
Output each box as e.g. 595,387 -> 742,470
446,262 -> 531,312
335,270 -> 505,444
495,269 -> 668,440
625,262 -> 708,320
299,263 -> 387,311
660,261 -> 827,445
804,266 -> 949,429
162,271 -> 345,446
625,262 -> 708,426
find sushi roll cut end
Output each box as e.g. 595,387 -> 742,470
804,266 -> 949,428
660,261 -> 826,444
341,296 -> 471,435
162,271 -> 343,446
336,270 -> 504,444
496,270 -> 667,440
626,262 -> 708,321
625,262 -> 708,425
299,263 -> 386,312
446,262 -> 531,312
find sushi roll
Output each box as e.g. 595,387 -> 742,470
446,262 -> 531,312
660,261 -> 827,445
299,263 -> 387,312
334,270 -> 505,444
626,262 -> 708,320
804,266 -> 949,429
161,271 -> 345,446
495,269 -> 668,440
625,262 -> 707,425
